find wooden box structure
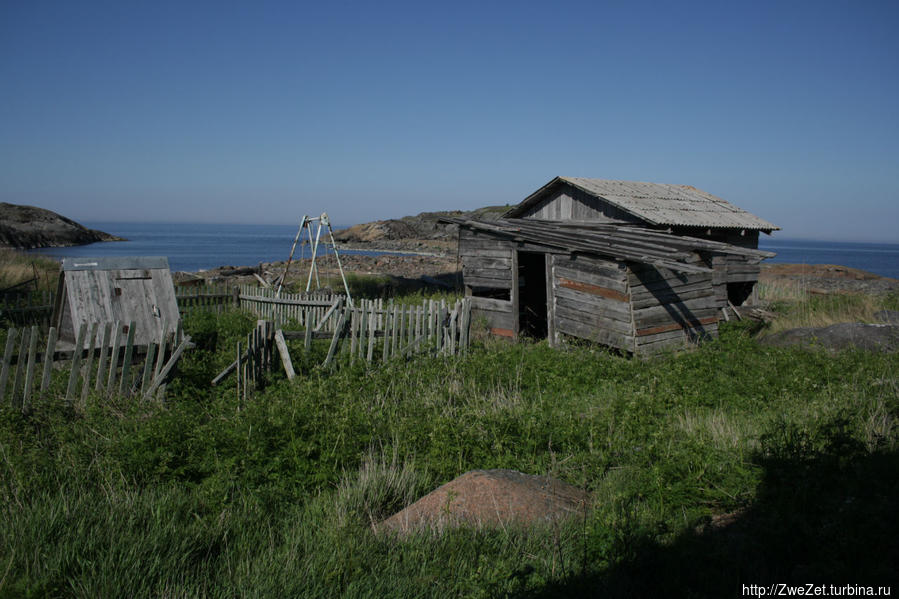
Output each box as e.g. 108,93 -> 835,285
51,256 -> 180,346
449,177 -> 779,356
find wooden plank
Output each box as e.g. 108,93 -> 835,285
510,251 -> 519,338
554,265 -> 628,294
94,323 -> 112,393
140,342 -> 157,395
633,303 -> 721,330
630,285 -> 720,309
490,327 -> 515,338
469,296 -> 513,312
64,323 -> 88,403
274,329 -> 295,380
557,277 -> 629,302
80,323 -> 101,403
40,327 -> 58,392
153,319 -> 168,382
145,336 -> 192,398
324,302 -> 347,368
118,322 -> 136,395
555,317 -> 633,352
459,248 -> 513,259
106,321 -> 123,394
0,328 -> 18,405
545,254 -> 557,347
553,254 -> 625,280
464,277 -> 513,290
11,328 -> 29,405
553,286 -> 633,320
555,304 -> 635,337
313,298 -> 341,332
636,316 -> 719,337
22,325 -> 39,410
366,302 -> 376,363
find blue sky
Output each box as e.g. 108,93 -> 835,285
1,0 -> 897,241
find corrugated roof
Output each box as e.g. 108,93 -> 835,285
507,177 -> 780,231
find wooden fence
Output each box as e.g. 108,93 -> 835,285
214,297 -> 472,400
0,321 -> 191,411
0,290 -> 55,327
0,285 -> 239,328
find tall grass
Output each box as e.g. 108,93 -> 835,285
1,309 -> 897,596
0,250 -> 59,293
758,280 -> 898,333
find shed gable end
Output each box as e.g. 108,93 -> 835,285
520,182 -> 644,224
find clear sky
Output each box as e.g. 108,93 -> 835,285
2,0 -> 897,242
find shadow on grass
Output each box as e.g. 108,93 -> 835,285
520,441 -> 899,597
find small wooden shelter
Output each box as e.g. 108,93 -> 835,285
51,256 -> 180,346
449,177 -> 779,355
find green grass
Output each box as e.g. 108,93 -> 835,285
1,311 -> 897,596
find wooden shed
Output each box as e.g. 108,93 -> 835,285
449,177 -> 778,355
51,256 -> 180,346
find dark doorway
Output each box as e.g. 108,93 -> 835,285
518,252 -> 548,338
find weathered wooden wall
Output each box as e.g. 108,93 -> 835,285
550,254 -> 634,352
628,257 -> 721,355
459,227 -> 730,355
56,259 -> 180,346
460,229 -> 517,337
519,185 -> 642,224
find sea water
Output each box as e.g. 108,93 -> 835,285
27,223 -> 899,280
28,222 -> 387,273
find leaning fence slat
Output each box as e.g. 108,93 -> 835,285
80,323 -> 100,403
274,329 -> 295,381
323,299 -> 347,367
94,323 -> 112,393
140,342 -> 157,395
40,327 -> 58,392
366,302 -> 376,363
12,327 -> 29,406
144,335 -> 192,398
0,328 -> 18,405
65,323 -> 88,403
118,322 -> 136,396
153,322 -> 169,382
22,325 -> 40,410
106,321 -> 123,394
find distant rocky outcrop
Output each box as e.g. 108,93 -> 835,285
332,205 -> 508,253
0,203 -> 124,249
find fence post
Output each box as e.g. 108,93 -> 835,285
21,325 -> 39,411
80,323 -> 100,404
0,328 -> 18,406
40,327 -> 58,392
65,323 -> 88,403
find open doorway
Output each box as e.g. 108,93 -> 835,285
518,251 -> 548,338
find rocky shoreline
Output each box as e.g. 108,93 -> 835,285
0,203 -> 124,249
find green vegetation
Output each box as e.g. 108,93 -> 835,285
1,270 -> 897,597
2,307 -> 896,597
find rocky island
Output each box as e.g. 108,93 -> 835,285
0,202 -> 124,249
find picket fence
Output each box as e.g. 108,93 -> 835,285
0,321 -> 190,411
214,294 -> 473,400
